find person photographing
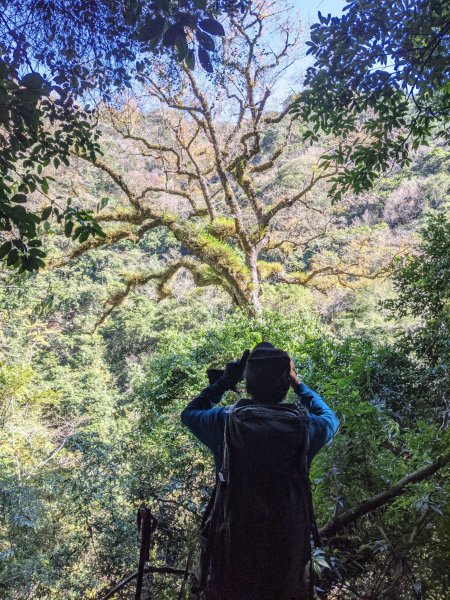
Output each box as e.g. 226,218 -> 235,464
181,342 -> 339,600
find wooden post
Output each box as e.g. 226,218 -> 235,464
135,506 -> 157,600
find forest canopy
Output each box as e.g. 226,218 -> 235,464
0,1 -> 449,599
0,0 -> 249,271
294,0 -> 450,198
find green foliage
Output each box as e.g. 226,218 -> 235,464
0,0 -> 250,271
293,0 -> 450,200
196,231 -> 250,280
2,239 -> 449,597
384,213 -> 450,362
0,56 -> 102,272
206,217 -> 236,240
385,213 -> 450,321
0,53 -> 448,598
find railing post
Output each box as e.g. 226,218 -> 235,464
135,506 -> 157,600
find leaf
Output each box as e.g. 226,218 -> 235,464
123,0 -> 141,26
65,220 -> 74,237
199,18 -> 225,37
78,229 -> 89,243
137,16 -> 166,42
11,194 -> 27,203
21,72 -> 44,90
196,30 -> 215,51
198,47 -> 213,73
314,555 -> 331,569
154,0 -> 170,11
413,582 -> 422,597
148,30 -> 164,50
12,239 -> 26,252
163,23 -> 183,48
185,49 -> 196,70
0,241 -> 12,259
29,247 -> 46,257
317,11 -> 330,24
6,248 -> 19,266
41,206 -> 52,220
194,0 -> 207,8
174,34 -> 189,61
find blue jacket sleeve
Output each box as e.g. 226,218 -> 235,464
180,378 -> 227,456
295,382 -> 339,464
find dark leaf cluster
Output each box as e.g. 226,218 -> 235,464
0,0 -> 249,270
384,213 -> 450,363
292,0 -> 450,201
0,52 -> 100,272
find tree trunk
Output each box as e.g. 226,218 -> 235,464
246,247 -> 262,316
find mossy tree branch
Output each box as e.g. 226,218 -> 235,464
58,3 -> 402,319
93,257 -> 227,329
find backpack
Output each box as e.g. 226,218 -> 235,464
196,398 -> 318,600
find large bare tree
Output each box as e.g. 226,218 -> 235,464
53,0 -> 403,318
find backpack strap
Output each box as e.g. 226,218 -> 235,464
295,401 -> 321,543
295,401 -> 320,600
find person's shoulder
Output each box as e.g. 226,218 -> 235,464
214,405 -> 228,419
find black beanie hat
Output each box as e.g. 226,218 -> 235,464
246,342 -> 290,364
245,342 -> 291,403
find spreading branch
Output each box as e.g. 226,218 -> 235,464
320,451 -> 450,539
93,257 -> 225,330
53,2 -> 402,318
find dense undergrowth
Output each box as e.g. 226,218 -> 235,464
1,204 -> 449,598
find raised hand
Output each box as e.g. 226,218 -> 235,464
289,359 -> 301,389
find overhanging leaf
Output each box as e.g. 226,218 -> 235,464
199,18 -> 225,37
137,16 -> 166,42
163,23 -> 184,48
196,30 -> 215,52
198,47 -> 213,73
185,49 -> 196,70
